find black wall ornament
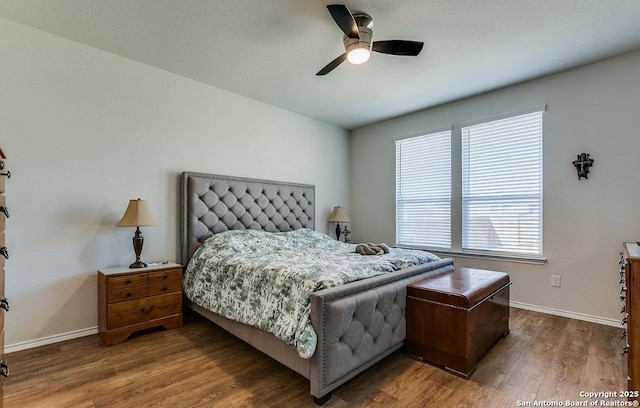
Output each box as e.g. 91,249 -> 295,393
573,153 -> 594,180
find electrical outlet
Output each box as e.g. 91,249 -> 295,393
551,275 -> 561,287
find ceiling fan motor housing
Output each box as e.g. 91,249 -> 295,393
344,13 -> 373,55
344,27 -> 372,54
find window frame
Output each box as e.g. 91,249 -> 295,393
460,109 -> 544,258
394,106 -> 546,264
395,128 -> 453,249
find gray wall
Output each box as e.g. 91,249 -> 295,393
351,50 -> 640,323
0,18 -> 350,348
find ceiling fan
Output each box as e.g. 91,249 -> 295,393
316,4 -> 424,76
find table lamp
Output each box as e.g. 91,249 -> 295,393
328,206 -> 349,241
116,198 -> 158,268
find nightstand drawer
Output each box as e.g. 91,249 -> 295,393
107,285 -> 148,303
148,268 -> 181,284
106,292 -> 182,329
107,273 -> 147,291
148,280 -> 181,296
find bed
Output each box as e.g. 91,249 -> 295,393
180,172 -> 455,404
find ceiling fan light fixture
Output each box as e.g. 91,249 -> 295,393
344,24 -> 372,65
347,47 -> 370,64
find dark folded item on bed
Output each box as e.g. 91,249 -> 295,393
355,242 -> 390,255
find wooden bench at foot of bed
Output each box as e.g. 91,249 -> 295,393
405,267 -> 511,378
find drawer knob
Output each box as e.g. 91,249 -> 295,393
161,286 -> 168,292
140,305 -> 155,314
163,274 -> 168,279
0,206 -> 8,218
125,292 -> 132,298
623,345 -> 629,355
125,279 -> 132,284
0,171 -> 10,179
622,316 -> 628,326
0,247 -> 7,260
0,298 -> 8,312
0,360 -> 8,378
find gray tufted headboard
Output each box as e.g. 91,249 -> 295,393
180,172 -> 315,265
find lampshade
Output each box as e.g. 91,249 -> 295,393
116,199 -> 158,227
328,206 -> 349,223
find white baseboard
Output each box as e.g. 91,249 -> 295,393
510,301 -> 620,328
1,302 -> 619,353
5,326 -> 98,354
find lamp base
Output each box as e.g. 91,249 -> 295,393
129,260 -> 148,268
129,227 -> 147,268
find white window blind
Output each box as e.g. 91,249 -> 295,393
461,111 -> 543,256
396,130 -> 451,249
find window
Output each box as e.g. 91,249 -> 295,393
395,130 -> 451,249
462,111 -> 543,256
395,107 -> 544,260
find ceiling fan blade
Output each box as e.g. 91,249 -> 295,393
316,53 -> 347,76
327,4 -> 359,38
372,40 -> 424,56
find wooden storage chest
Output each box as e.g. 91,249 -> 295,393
406,267 -> 511,378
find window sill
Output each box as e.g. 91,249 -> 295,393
399,246 -> 547,265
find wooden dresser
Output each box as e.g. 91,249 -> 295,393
98,262 -> 183,346
622,243 -> 640,394
0,148 -> 9,407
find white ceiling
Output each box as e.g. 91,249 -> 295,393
2,0 -> 640,130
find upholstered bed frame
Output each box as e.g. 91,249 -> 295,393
180,172 -> 454,404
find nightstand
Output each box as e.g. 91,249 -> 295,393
98,262 -> 183,346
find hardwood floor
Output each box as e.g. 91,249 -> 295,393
4,308 -> 626,407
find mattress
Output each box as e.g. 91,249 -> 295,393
183,228 -> 440,358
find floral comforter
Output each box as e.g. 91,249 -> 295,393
183,228 -> 440,358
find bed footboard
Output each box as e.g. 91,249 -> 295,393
308,257 -> 454,401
